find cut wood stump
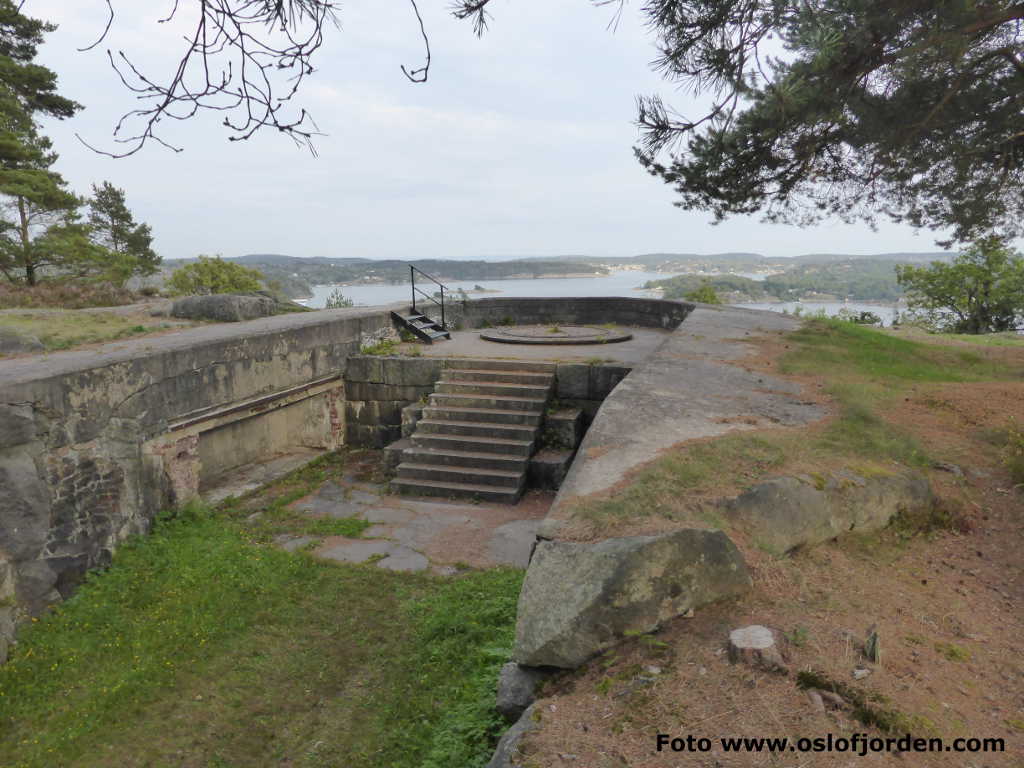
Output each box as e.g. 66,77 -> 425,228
727,625 -> 788,674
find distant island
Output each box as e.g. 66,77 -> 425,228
159,251 -> 955,301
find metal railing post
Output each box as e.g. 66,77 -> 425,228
440,286 -> 446,329
410,264 -> 416,312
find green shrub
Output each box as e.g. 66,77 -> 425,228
324,287 -> 354,308
166,255 -> 263,296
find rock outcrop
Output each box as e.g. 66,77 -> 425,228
486,704 -> 538,768
514,529 -> 751,668
171,293 -> 276,322
724,469 -> 932,555
496,662 -> 548,721
0,327 -> 43,356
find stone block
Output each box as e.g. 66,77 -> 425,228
0,450 -> 50,562
383,438 -> 411,470
345,381 -> 431,402
401,403 -> 424,437
486,704 -> 538,768
496,662 -> 548,722
542,409 -> 582,450
381,357 -> 442,387
170,294 -> 275,323
0,404 -> 36,448
589,365 -> 631,399
528,449 -> 574,491
514,529 -> 751,668
345,400 -> 405,427
555,364 -> 590,399
344,356 -> 384,383
346,423 -> 402,449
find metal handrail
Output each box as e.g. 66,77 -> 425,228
410,264 -> 448,329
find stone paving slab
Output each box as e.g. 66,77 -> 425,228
277,472 -> 551,572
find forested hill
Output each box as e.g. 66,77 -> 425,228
162,256 -> 610,298
646,258 -> 936,302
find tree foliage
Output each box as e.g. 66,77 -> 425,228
87,182 -> 161,280
323,287 -> 354,308
0,1 -> 86,285
684,280 -> 723,304
896,237 -> 1024,333
630,0 -> 1024,245
167,255 -> 264,296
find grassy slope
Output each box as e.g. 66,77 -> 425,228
573,319 -> 1016,532
0,499 -> 521,768
0,313 -> 166,353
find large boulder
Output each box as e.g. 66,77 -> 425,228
0,326 -> 44,356
514,529 -> 751,668
723,470 -> 932,555
170,294 -> 275,323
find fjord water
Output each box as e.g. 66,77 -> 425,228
305,271 -> 899,326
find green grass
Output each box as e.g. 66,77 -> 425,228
574,434 -> 786,528
571,319 -> 1017,530
780,319 -> 1015,467
359,338 -> 399,355
0,312 -> 168,352
0,501 -> 522,768
941,331 -> 1024,347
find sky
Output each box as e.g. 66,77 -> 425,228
29,1 -> 966,261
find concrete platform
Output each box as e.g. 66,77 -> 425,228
405,326 -> 671,365
277,471 -> 553,573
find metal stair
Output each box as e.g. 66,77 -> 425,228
391,361 -> 555,503
391,311 -> 451,343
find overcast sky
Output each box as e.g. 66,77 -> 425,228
30,1 -> 969,261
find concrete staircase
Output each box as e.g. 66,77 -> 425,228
391,360 -> 555,503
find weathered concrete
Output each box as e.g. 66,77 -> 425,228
460,296 -> 694,330
514,529 -> 751,668
0,307 -> 393,643
538,305 -> 824,538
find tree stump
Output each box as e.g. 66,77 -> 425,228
727,625 -> 788,673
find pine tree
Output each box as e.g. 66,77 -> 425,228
627,0 -> 1024,245
88,182 -> 161,281
0,0 -> 82,284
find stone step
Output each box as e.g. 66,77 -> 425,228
397,462 -> 521,488
436,380 -> 551,399
428,393 -> 547,412
441,359 -> 556,374
390,477 -> 522,504
441,369 -> 555,385
402,446 -> 528,472
416,418 -> 536,440
421,406 -> 543,426
411,433 -> 534,457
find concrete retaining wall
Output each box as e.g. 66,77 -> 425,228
0,308 -> 394,656
448,296 -> 694,331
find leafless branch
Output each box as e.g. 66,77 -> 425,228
401,0 -> 431,83
78,1 -> 338,157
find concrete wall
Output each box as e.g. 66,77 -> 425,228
0,308 -> 394,657
455,296 -> 694,330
